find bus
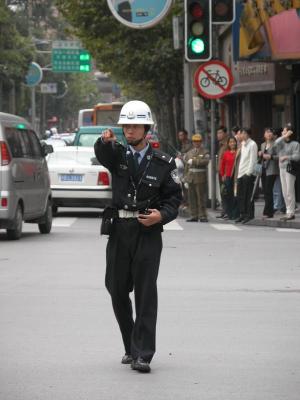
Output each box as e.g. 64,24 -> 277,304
78,109 -> 93,127
92,102 -> 124,126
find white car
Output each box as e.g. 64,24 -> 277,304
47,147 -> 112,213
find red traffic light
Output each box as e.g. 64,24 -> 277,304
212,0 -> 235,24
190,2 -> 204,19
214,2 -> 229,17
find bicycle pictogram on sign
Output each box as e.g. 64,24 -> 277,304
194,60 -> 233,100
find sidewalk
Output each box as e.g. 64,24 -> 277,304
179,200 -> 300,229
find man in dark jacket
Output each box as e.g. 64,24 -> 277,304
94,100 -> 182,373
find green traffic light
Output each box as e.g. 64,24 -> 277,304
190,37 -> 205,54
16,123 -> 26,129
80,65 -> 91,72
80,53 -> 90,61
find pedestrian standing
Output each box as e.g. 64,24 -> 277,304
216,126 -> 228,218
232,126 -> 240,142
184,133 -> 210,222
274,125 -> 300,221
94,101 -> 182,373
272,128 -> 286,213
235,128 -> 258,224
220,137 -> 239,220
258,128 -> 279,218
177,129 -> 193,154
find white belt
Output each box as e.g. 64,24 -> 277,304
118,209 -> 139,218
189,168 -> 206,172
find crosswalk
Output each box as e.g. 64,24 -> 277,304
46,217 -> 299,233
52,218 -> 77,228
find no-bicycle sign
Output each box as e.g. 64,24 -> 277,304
194,60 -> 233,99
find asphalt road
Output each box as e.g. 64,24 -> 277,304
1,209 -> 300,400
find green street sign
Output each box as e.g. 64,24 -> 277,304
51,48 -> 92,73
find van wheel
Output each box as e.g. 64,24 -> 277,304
7,205 -> 23,240
39,200 -> 52,234
52,205 -> 58,216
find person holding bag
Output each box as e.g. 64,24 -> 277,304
274,124 -> 300,221
258,128 -> 279,219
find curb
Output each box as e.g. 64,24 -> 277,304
179,208 -> 300,230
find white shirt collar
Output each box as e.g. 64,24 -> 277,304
129,143 -> 149,160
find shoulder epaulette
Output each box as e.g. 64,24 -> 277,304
153,149 -> 173,164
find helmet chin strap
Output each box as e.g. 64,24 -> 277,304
123,130 -> 147,148
130,137 -> 145,147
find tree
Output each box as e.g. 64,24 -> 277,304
56,0 -> 184,148
0,1 -> 33,112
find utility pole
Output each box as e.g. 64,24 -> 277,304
28,0 -> 36,130
183,60 -> 195,136
210,25 -> 219,210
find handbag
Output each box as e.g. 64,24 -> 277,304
286,160 -> 300,176
220,182 -> 229,197
253,162 -> 263,176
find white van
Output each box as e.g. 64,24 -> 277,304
0,112 -> 53,240
78,109 -> 93,127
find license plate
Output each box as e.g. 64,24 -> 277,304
60,174 -> 83,182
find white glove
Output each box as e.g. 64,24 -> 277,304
187,159 -> 193,165
184,182 -> 189,189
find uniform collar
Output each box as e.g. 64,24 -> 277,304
129,143 -> 150,161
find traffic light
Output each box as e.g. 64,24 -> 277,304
185,0 -> 212,62
212,0 -> 235,24
79,50 -> 91,72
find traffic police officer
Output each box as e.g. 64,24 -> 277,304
184,133 -> 210,222
94,100 -> 182,373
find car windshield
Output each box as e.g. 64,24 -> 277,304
77,132 -> 126,146
47,150 -> 99,166
77,133 -> 101,147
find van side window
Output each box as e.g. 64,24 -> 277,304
18,130 -> 33,158
4,128 -> 23,158
28,130 -> 42,158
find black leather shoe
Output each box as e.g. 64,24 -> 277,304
131,357 -> 151,373
242,217 -> 253,224
235,217 -> 244,223
121,354 -> 133,364
199,217 -> 208,222
281,215 -> 295,221
216,213 -> 225,219
186,218 -> 198,222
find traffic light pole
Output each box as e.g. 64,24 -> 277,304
183,60 -> 195,137
210,98 -> 217,210
210,25 -> 219,211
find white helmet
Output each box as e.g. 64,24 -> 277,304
118,100 -> 154,125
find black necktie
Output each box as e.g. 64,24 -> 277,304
133,152 -> 141,171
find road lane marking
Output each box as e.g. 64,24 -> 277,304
52,218 -> 77,227
164,220 -> 183,230
276,228 -> 300,233
210,223 -> 241,231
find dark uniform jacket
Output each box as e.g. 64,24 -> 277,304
94,138 -> 182,226
183,147 -> 210,184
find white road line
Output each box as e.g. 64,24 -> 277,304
164,220 -> 183,230
52,218 -> 77,227
276,228 -> 300,233
210,223 -> 241,231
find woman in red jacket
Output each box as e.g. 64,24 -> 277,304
220,137 -> 239,220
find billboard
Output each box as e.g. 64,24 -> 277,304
233,0 -> 300,61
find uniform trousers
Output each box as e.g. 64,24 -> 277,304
280,168 -> 296,215
188,181 -> 207,219
105,218 -> 162,362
